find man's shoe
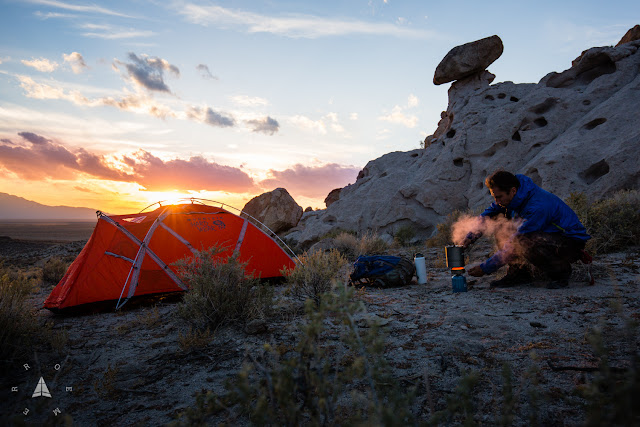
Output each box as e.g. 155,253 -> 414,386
546,279 -> 569,289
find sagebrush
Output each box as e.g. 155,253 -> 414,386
174,245 -> 273,330
173,285 -> 416,426
283,248 -> 348,306
566,190 -> 640,254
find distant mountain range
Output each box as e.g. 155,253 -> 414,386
0,193 -> 97,220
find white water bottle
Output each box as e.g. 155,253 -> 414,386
414,253 -> 427,284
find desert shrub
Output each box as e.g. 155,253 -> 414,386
41,256 -> 69,285
393,224 -> 416,247
283,249 -> 348,307
320,228 -> 357,240
0,265 -> 40,364
174,245 -> 273,331
333,231 -> 359,259
566,190 -> 640,254
357,230 -> 389,255
426,209 -> 470,247
173,285 -> 416,426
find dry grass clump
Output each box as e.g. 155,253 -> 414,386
333,232 -> 359,259
0,265 -> 40,364
356,230 -> 389,255
174,245 -> 273,331
392,224 -> 416,247
41,256 -> 69,285
283,249 -> 349,306
0,264 -> 67,365
566,190 -> 640,254
426,209 -> 470,247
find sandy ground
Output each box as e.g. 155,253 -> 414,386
1,240 -> 639,426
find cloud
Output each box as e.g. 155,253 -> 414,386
196,64 -> 218,80
129,151 -> 255,193
18,75 -> 90,104
25,0 -> 132,18
0,132 -> 256,193
63,52 -> 88,73
378,94 -> 420,128
246,116 -> 279,135
17,74 -> 174,118
80,23 -> 156,40
187,106 -> 236,128
21,57 -> 59,72
260,163 -> 360,198
289,115 -> 327,134
230,95 -> 269,107
179,3 -> 435,39
0,132 -> 132,181
119,53 -> 180,93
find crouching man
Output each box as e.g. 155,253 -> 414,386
464,170 -> 590,289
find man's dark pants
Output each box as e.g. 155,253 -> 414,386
514,232 -> 586,281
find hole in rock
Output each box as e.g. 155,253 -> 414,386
498,93 -> 506,99
579,159 -> 610,185
510,96 -> 519,102
453,158 -> 464,167
485,95 -> 495,100
477,182 -> 484,189
512,131 -> 521,141
529,98 -> 558,114
482,140 -> 508,157
410,153 -> 419,157
534,117 -> 548,127
446,129 -> 456,138
583,99 -> 591,106
583,118 -> 607,130
380,172 -> 388,178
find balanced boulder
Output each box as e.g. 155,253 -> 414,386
434,35 -> 503,85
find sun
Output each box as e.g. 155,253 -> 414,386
141,191 -> 196,208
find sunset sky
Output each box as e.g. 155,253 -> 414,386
0,1 -> 635,214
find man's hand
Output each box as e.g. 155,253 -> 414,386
466,264 -> 485,277
461,237 -> 473,249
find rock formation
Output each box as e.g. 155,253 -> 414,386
286,27 -> 640,250
433,35 -> 503,85
324,188 -> 341,207
242,187 -> 302,234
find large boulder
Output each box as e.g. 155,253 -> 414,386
324,188 -> 341,207
242,188 -> 302,234
617,24 -> 640,46
287,30 -> 640,251
433,35 -> 503,85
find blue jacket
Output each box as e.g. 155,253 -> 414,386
479,174 -> 590,274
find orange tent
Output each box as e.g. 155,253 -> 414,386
44,201 -> 296,312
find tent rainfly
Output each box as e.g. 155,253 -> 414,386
44,201 -> 297,312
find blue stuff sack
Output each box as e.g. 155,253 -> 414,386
349,255 -> 415,288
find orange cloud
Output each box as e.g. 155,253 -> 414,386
129,151 -> 255,193
0,133 -> 256,193
260,163 -> 359,198
0,132 -> 132,181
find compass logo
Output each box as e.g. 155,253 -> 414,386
11,359 -> 72,418
32,377 -> 52,398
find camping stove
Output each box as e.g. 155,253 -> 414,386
445,245 -> 467,293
